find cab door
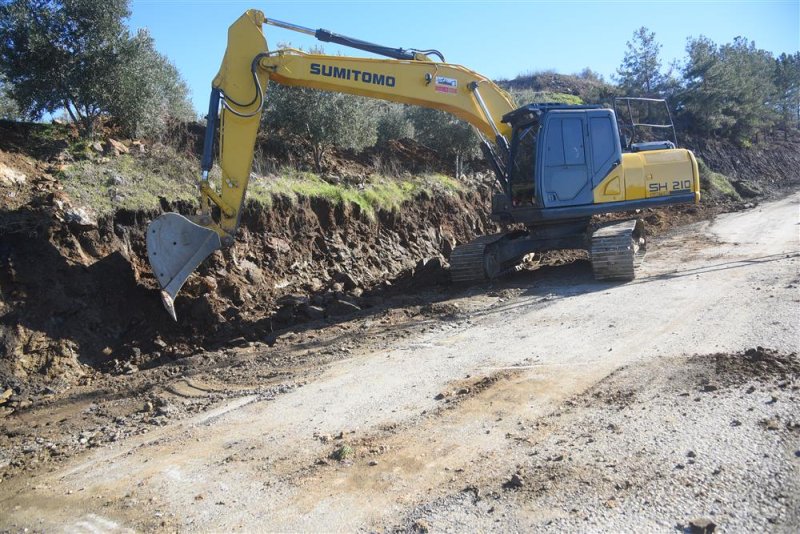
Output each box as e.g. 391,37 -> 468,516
587,109 -> 622,189
540,111 -> 593,207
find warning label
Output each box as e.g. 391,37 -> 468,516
434,75 -> 458,94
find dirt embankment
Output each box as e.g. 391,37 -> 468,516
1,121 -> 798,397
0,130 -> 497,394
688,135 -> 800,201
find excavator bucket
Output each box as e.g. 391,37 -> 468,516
146,213 -> 222,321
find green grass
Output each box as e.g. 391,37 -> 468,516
697,158 -> 741,201
329,444 -> 354,461
60,146 -> 197,215
511,89 -> 584,107
60,147 -> 463,218
25,122 -> 96,160
29,123 -> 65,143
247,168 -> 463,217
532,92 -> 584,105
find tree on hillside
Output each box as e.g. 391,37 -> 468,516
263,83 -> 379,173
0,74 -> 21,120
679,36 -> 777,142
616,27 -> 669,97
774,52 -> 800,134
375,103 -> 414,146
677,37 -> 730,133
0,0 -> 193,137
107,29 -> 194,138
407,107 -> 479,178
577,68 -> 604,83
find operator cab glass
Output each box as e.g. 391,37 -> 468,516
509,123 -> 538,205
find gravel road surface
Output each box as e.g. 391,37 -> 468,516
1,193 -> 798,533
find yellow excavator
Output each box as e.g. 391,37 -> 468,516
147,10 -> 700,320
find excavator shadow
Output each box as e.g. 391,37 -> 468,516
629,252 -> 799,284
383,251 -> 800,328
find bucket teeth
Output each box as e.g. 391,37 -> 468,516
159,290 -> 178,322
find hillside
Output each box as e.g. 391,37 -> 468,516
498,71 -> 614,103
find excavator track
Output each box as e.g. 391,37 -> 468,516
590,219 -> 646,281
449,233 -> 506,283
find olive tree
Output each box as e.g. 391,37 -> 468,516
376,103 -> 414,146
0,75 -> 21,120
107,29 -> 194,138
407,107 -> 479,178
0,0 -> 193,137
263,83 -> 379,173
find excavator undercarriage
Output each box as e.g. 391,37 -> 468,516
449,217 -> 647,283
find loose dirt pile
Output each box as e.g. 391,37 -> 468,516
701,346 -> 800,386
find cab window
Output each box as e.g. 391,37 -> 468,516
510,125 -> 538,203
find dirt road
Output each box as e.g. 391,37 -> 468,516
2,193 -> 798,532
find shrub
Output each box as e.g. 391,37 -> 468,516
376,103 -> 414,146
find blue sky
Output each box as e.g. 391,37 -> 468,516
129,0 -> 800,113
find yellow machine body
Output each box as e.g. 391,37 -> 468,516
595,149 -> 701,204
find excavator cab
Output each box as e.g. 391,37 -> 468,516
491,101 -> 696,227
503,104 -> 624,211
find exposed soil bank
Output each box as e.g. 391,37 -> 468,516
0,178 -> 495,386
1,122 -> 798,393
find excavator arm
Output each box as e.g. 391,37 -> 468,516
147,9 -> 517,319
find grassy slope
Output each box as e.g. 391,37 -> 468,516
61,147 -> 198,214
60,147 -> 465,218
696,158 -> 742,201
247,169 -> 463,216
